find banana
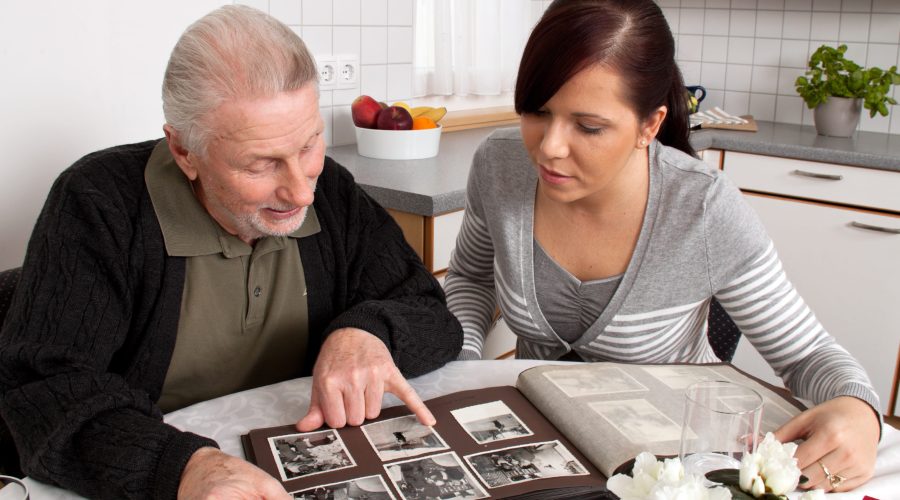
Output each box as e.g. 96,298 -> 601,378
392,101 -> 411,112
409,106 -> 434,118
418,106 -> 447,123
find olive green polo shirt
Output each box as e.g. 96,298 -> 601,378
145,141 -> 320,413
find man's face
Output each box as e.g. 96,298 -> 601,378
179,84 -> 326,244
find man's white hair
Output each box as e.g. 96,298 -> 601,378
162,4 -> 318,156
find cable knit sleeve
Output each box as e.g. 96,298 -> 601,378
306,157 -> 463,378
0,145 -> 216,500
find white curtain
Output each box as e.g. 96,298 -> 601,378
414,0 -> 532,97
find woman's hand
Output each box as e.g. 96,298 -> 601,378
774,396 -> 880,492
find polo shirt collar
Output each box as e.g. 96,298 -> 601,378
145,139 -> 320,257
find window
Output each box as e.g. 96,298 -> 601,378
414,0 -> 533,98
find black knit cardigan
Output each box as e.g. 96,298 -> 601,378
0,140 -> 462,499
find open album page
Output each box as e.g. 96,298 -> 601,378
244,386 -> 608,499
515,363 -> 804,477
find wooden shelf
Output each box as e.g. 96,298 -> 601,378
441,106 -> 518,132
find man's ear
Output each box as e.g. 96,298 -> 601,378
163,124 -> 199,181
638,105 -> 668,147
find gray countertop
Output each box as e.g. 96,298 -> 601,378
327,121 -> 900,217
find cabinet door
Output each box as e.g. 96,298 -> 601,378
430,209 -> 465,274
698,149 -> 723,170
733,194 -> 900,412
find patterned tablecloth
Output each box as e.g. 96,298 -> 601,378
17,360 -> 900,500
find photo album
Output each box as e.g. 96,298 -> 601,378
241,363 -> 806,499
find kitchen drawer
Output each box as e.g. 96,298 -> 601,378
724,152 -> 900,213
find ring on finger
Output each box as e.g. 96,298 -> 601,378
817,460 -> 846,489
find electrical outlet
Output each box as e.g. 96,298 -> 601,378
335,54 -> 359,90
315,56 -> 337,90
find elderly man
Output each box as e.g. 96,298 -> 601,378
0,5 -> 462,499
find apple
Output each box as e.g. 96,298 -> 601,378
351,95 -> 382,129
376,106 -> 413,130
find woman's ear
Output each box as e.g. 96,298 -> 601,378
638,106 -> 668,147
163,124 -> 199,181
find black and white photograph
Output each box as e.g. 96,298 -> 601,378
361,415 -> 450,462
385,451 -> 488,500
720,395 -> 799,434
543,367 -> 647,397
760,398 -> 799,433
640,365 -> 726,389
268,429 -> 355,482
291,474 -> 396,500
450,400 -> 533,444
464,440 -> 589,489
589,399 -> 684,443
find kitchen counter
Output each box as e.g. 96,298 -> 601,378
691,121 -> 900,173
326,121 -> 900,217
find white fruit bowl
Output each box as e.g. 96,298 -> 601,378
354,125 -> 442,160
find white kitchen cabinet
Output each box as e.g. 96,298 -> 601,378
726,152 -> 900,213
387,208 -> 464,274
724,154 -> 900,413
698,148 -> 723,170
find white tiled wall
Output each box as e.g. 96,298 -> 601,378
240,0 -> 416,146
253,0 -> 900,143
529,0 -> 900,136
656,0 -> 900,134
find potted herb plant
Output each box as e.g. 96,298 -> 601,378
795,44 -> 900,137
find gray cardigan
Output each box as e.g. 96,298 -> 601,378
445,127 -> 879,412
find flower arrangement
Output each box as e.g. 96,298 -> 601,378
607,452 -> 731,500
608,433 -> 825,500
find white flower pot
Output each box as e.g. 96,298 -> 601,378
813,96 -> 861,137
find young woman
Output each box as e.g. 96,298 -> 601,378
444,0 -> 880,493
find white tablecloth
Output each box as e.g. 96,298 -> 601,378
21,360 -> 900,499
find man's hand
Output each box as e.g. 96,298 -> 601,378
296,327 -> 435,431
178,447 -> 291,499
774,396 -> 879,493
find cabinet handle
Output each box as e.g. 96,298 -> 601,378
850,221 -> 900,234
791,169 -> 843,180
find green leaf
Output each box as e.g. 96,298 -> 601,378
796,43 -> 899,117
724,485 -> 757,500
706,468 -> 740,485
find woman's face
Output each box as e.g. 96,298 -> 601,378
520,64 -> 664,207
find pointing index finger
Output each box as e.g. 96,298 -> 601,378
387,373 -> 435,427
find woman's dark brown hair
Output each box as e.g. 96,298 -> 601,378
515,0 -> 695,157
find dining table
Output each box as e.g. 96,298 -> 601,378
12,360 -> 900,500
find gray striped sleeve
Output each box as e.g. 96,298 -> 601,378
706,175 -> 880,413
445,150 -> 498,360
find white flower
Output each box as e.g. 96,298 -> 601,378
799,489 -> 826,500
738,432 -> 803,497
658,457 -> 685,483
608,453 -> 733,500
739,454 -> 759,491
750,476 -> 766,497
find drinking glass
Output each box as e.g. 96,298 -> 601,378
679,380 -> 763,477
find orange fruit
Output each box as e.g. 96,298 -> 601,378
412,117 -> 438,130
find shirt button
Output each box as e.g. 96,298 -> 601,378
253,286 -> 261,297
